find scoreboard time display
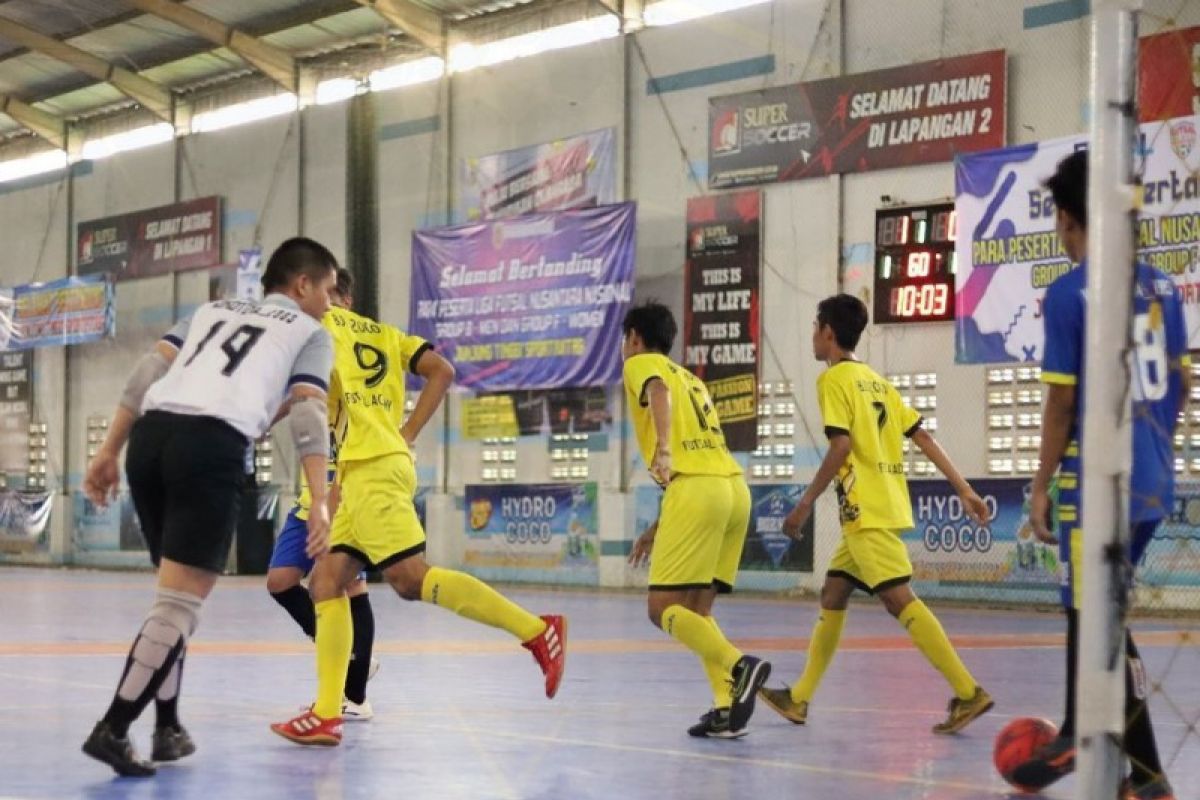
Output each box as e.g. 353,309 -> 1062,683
873,202 -> 957,325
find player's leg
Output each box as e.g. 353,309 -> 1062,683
760,565 -> 854,726
266,509 -> 317,638
864,528 -> 990,733
270,550 -> 363,745
364,453 -> 566,697
342,576 -> 376,717
1123,520 -> 1171,797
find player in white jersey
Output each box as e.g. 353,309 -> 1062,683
80,237 -> 339,778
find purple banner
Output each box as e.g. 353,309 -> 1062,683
410,202 -> 636,391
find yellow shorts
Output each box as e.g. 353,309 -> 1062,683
649,474 -> 750,593
827,528 -> 912,594
330,452 -> 425,569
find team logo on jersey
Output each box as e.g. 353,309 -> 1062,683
1170,120 -> 1197,162
712,108 -> 740,155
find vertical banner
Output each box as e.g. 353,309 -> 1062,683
459,128 -> 617,222
1139,24 -> 1200,121
955,115 -> 1200,363
410,203 -> 635,391
683,190 -> 761,451
741,484 -> 814,572
9,274 -> 115,349
0,350 -> 32,476
904,479 -> 1059,601
464,483 -> 599,585
77,196 -> 222,281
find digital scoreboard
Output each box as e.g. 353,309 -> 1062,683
873,202 -> 957,325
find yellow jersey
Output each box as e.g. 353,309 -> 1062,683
623,352 -> 742,479
817,360 -> 922,532
325,306 -> 432,464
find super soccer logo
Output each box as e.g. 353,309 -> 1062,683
1169,120 -> 1197,163
712,108 -> 740,156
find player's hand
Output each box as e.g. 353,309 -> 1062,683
1030,486 -> 1057,544
83,451 -> 120,507
305,500 -> 331,559
650,447 -> 672,487
960,489 -> 991,528
782,498 -> 813,540
628,521 -> 657,568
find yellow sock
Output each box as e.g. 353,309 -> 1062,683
898,599 -> 976,700
661,604 -> 741,674
314,596 -> 352,719
702,616 -> 732,708
791,608 -> 846,703
421,566 -> 545,642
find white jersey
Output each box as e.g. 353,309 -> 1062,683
143,294 -> 333,440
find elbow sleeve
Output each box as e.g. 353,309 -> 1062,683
119,351 -> 171,414
290,395 -> 329,460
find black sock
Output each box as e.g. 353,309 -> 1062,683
154,648 -> 185,731
102,625 -> 185,738
1060,607 -> 1078,739
344,593 -> 375,705
272,585 -> 316,639
1124,632 -> 1163,785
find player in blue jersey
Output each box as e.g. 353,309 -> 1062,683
266,267 -> 378,721
1020,151 -> 1185,800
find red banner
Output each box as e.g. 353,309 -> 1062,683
77,196 -> 222,281
683,190 -> 761,452
1139,25 -> 1200,122
709,51 -> 1006,188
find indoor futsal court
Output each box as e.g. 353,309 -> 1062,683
1,1 -> 1199,799
2,568 -> 1196,800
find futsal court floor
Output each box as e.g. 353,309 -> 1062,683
0,567 -> 1196,800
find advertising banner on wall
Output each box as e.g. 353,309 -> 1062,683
77,196 -> 222,281
7,274 -> 114,349
955,114 -> 1200,364
410,202 -> 635,391
905,478 -> 1060,600
0,350 -> 32,476
459,128 -> 617,222
1139,24 -> 1200,122
0,489 -> 52,552
742,484 -> 813,573
463,482 -> 599,585
708,50 -> 1006,188
683,190 -> 761,451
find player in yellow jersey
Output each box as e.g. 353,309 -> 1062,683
758,294 -> 993,734
266,269 -> 377,720
271,301 -> 566,746
622,302 -> 771,738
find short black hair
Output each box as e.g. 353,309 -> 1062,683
622,301 -> 677,355
335,267 -> 354,300
1044,149 -> 1088,229
261,237 -> 338,294
817,294 -> 869,350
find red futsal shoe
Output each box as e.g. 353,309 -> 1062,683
522,614 -> 567,699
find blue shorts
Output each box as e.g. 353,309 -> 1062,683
1058,517 -> 1159,609
269,508 -> 315,575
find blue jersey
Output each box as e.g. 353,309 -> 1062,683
1042,261 -> 1189,524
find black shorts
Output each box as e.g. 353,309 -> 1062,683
125,410 -> 249,573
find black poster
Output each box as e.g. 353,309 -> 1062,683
683,190 -> 761,452
0,350 -> 32,476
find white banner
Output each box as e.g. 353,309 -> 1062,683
955,115 -> 1200,363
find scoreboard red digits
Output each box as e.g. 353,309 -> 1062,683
874,202 -> 957,325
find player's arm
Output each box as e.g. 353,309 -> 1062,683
400,346 -> 455,447
911,428 -> 989,525
644,378 -> 673,486
287,328 -> 335,557
781,434 -> 850,539
83,322 -> 185,506
1031,281 -> 1081,544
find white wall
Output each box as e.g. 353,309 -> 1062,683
3,0 -> 1197,574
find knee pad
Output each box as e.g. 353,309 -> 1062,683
148,587 -> 203,638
